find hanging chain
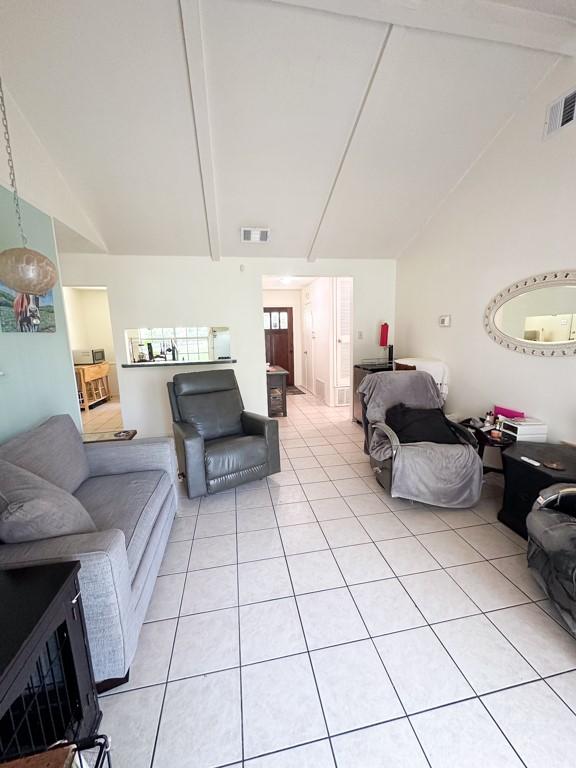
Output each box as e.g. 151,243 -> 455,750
0,76 -> 27,246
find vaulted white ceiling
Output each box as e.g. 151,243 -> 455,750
0,0 -> 572,259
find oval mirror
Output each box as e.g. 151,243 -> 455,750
484,270 -> 576,356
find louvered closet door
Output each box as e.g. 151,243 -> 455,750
335,277 -> 353,388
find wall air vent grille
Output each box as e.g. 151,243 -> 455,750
335,387 -> 351,406
545,89 -> 576,137
241,227 -> 270,243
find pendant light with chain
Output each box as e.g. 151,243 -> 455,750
0,76 -> 57,295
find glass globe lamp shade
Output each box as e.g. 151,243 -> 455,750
0,247 -> 58,295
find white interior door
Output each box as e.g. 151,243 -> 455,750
334,277 -> 353,389
303,302 -> 314,393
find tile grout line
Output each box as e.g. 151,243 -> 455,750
147,486 -> 200,768
233,488 -> 246,766
268,499 -> 341,768
313,484 -> 535,765
323,537 -> 434,767
320,489 -> 531,767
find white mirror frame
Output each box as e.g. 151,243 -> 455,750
484,269 -> 576,356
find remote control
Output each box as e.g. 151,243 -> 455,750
520,456 -> 541,466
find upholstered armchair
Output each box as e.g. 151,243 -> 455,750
167,369 -> 280,497
358,370 -> 483,508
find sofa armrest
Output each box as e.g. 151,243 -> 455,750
242,411 -> 280,474
173,422 -> 207,498
85,437 -> 177,480
0,530 -> 132,682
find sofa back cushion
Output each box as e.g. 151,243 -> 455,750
0,460 -> 96,544
173,370 -> 244,441
0,415 -> 89,493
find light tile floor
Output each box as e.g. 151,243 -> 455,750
81,397 -> 123,433
100,394 -> 576,768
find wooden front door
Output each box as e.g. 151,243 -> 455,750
264,307 -> 294,386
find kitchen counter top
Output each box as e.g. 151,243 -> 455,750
122,359 -> 237,368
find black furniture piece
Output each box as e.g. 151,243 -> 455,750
527,484 -> 576,636
500,442 -> 576,538
168,369 -> 281,498
460,418 -> 515,473
266,366 -> 288,417
352,348 -> 394,424
0,563 -> 102,763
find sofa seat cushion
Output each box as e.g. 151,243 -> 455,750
74,470 -> 172,580
0,415 -> 89,493
205,435 -> 267,481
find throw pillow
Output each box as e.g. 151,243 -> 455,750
0,459 -> 96,544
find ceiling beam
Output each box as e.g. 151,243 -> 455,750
179,0 -> 221,261
306,24 -> 393,262
269,0 -> 576,56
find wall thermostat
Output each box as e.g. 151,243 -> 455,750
439,315 -> 451,327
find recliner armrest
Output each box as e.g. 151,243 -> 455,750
450,421 -> 479,450
173,421 -> 207,498
241,412 -> 280,474
372,421 -> 401,458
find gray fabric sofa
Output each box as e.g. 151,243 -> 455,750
0,415 -> 177,685
168,369 -> 280,497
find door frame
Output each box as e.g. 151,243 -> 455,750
264,306 -> 295,386
302,300 -> 314,395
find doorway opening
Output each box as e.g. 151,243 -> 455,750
264,306 -> 295,387
62,286 -> 123,434
262,275 -> 353,417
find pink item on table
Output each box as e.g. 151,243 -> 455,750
493,405 -> 525,420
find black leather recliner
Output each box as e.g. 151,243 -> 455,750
527,484 -> 576,636
167,369 -> 280,498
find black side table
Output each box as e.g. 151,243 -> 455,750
460,419 -> 515,473
500,442 -> 576,539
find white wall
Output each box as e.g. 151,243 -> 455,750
60,255 -> 396,436
0,88 -> 105,250
396,58 -> 576,442
62,287 -> 119,396
262,289 -> 303,386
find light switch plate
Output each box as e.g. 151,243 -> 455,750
439,314 -> 451,327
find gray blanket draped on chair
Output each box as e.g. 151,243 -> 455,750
358,371 -> 483,508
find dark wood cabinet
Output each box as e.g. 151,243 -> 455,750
500,442 -> 576,538
352,358 -> 394,423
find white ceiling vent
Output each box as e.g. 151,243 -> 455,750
241,227 -> 270,243
544,88 -> 576,138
